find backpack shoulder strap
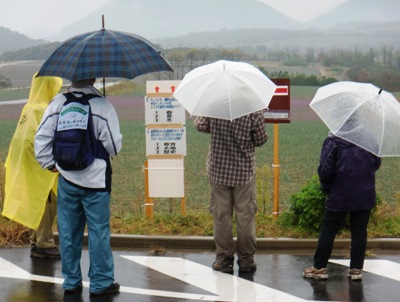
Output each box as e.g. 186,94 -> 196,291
62,92 -> 100,105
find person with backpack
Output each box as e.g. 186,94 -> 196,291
34,78 -> 122,296
303,132 -> 381,281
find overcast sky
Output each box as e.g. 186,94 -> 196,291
0,0 -> 347,39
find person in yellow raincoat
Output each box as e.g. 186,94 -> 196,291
2,72 -> 62,259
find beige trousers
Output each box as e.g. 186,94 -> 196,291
210,178 -> 257,262
29,191 -> 57,248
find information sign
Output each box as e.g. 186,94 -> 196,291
145,96 -> 185,125
145,126 -> 186,156
264,78 -> 291,123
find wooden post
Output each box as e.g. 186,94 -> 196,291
272,123 -> 280,218
143,160 -> 154,219
181,197 -> 186,215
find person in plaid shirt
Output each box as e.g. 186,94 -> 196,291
194,111 -> 268,274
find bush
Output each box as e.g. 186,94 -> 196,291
259,68 -> 337,86
0,74 -> 12,88
283,176 -> 326,232
281,176 -> 383,235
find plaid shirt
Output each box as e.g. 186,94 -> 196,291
194,111 -> 268,186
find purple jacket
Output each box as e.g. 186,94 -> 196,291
318,134 -> 381,212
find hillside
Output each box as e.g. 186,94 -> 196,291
55,0 -> 400,42
308,0 -> 400,28
154,22 -> 400,50
0,27 -> 47,54
56,0 -> 299,40
1,0 -> 400,56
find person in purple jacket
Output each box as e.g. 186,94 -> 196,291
303,132 -> 381,281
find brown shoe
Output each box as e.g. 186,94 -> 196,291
32,246 -> 61,259
30,244 -> 36,257
212,257 -> 234,274
90,282 -> 120,296
64,284 -> 83,294
238,259 -> 257,273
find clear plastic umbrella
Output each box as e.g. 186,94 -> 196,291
310,81 -> 400,157
173,60 -> 277,121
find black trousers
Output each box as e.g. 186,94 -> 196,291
314,209 -> 371,270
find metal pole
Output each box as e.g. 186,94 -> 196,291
272,123 -> 280,217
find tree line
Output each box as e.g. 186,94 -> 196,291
1,43 -> 400,91
162,46 -> 400,90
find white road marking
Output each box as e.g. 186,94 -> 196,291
8,256 -> 396,301
122,255 -> 307,302
0,256 -> 66,285
330,259 -> 400,282
0,256 -> 215,300
0,99 -> 28,105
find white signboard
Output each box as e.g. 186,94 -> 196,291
145,80 -> 187,201
148,158 -> 184,197
145,96 -> 185,125
145,127 -> 186,156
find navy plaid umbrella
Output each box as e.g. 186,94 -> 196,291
36,27 -> 173,82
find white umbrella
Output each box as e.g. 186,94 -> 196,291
310,81 -> 400,157
173,60 -> 277,121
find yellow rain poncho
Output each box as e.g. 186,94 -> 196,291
2,73 -> 62,229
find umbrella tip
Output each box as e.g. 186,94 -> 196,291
378,88 -> 383,95
102,15 -> 105,29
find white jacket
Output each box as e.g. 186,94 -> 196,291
34,85 -> 122,189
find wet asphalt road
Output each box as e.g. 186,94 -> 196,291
0,246 -> 399,302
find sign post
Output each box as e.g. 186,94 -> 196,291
272,124 -> 280,218
144,80 -> 186,218
264,79 -> 290,218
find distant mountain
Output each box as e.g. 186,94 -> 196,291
0,27 -> 47,54
2,0 -> 400,56
57,0 -> 299,41
154,21 -> 400,50
307,0 -> 400,29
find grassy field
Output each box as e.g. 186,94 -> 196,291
1,84 -> 400,243
0,88 -> 30,101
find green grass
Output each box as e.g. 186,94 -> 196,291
0,88 -> 30,101
2,119 -> 400,216
290,86 -> 319,99
1,85 -> 400,244
106,120 -> 326,218
0,120 -> 17,160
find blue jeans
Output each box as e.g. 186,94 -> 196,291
314,209 -> 371,270
57,176 -> 114,293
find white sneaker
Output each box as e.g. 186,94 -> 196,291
347,268 -> 362,280
303,266 -> 328,279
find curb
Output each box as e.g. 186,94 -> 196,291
55,234 -> 400,252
